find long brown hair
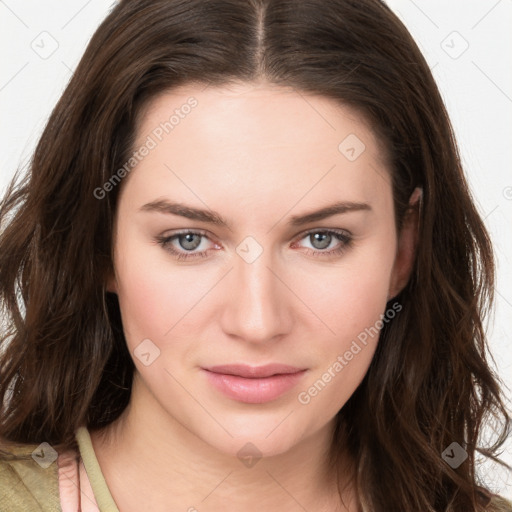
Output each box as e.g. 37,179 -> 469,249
1,0 -> 510,510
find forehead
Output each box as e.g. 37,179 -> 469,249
137,81 -> 382,152
123,82 -> 391,212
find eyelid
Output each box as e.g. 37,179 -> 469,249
159,228 -> 219,249
292,227 -> 352,242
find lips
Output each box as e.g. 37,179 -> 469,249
202,364 -> 307,403
204,363 -> 304,378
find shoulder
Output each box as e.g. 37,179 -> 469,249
0,442 -> 61,512
487,494 -> 512,512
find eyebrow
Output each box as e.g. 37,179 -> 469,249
139,199 -> 371,228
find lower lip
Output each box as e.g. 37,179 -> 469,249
203,369 -> 307,404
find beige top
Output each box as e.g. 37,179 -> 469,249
57,427 -> 119,512
2,427 -> 512,511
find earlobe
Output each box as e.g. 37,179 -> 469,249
388,187 -> 422,300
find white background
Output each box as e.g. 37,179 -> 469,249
0,0 -> 511,498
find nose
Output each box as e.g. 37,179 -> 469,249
219,241 -> 293,345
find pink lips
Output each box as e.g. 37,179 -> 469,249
202,364 -> 307,404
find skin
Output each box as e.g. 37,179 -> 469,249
90,80 -> 420,512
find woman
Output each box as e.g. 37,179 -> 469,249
0,0 -> 510,510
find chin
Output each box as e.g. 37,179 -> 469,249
191,411 -> 318,461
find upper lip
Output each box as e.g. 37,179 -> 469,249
203,364 -> 305,378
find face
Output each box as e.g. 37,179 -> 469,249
107,81 -> 418,459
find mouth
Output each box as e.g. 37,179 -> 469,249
204,363 -> 305,378
202,364 -> 307,404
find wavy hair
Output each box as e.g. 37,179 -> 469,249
1,0 -> 510,510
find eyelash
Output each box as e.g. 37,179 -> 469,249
155,229 -> 353,261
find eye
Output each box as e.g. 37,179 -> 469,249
155,229 -> 217,261
292,229 -> 353,258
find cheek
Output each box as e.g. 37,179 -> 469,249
292,239 -> 396,343
113,232 -> 208,350
294,274 -> 393,418
290,239 -> 396,406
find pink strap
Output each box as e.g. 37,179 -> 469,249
57,450 -> 100,511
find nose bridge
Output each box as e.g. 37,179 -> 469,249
220,235 -> 291,342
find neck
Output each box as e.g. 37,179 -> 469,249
90,372 -> 357,512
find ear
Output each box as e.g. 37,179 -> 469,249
388,187 -> 422,300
